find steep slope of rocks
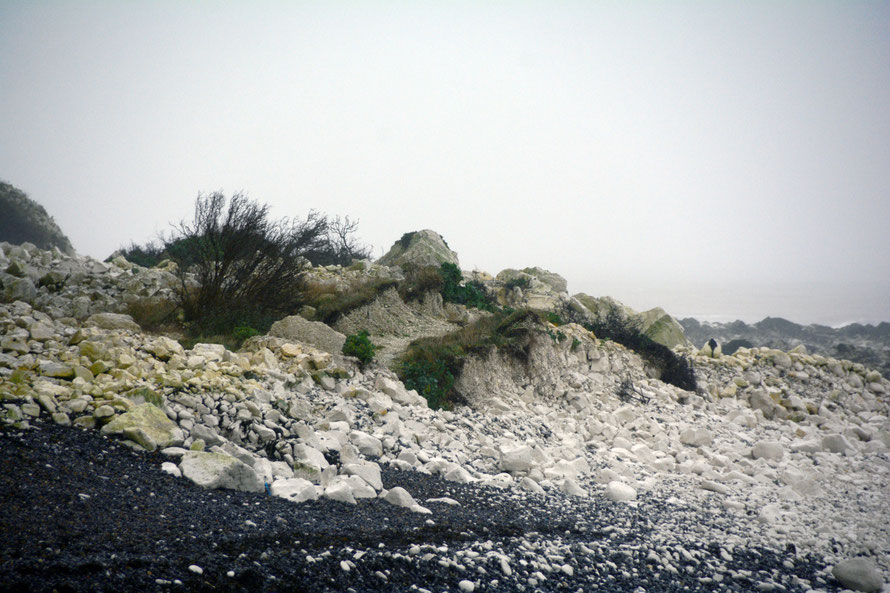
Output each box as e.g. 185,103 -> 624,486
0,182 -> 75,255
1,241 -> 889,592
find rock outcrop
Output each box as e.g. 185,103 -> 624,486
574,293 -> 690,348
681,316 -> 890,378
377,230 -> 459,269
268,315 -> 347,355
0,181 -> 75,255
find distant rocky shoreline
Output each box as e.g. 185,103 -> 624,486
681,317 -> 890,379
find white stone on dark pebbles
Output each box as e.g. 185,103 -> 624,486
832,557 -> 884,592
605,481 -> 637,502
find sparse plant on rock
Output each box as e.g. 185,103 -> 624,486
398,263 -> 444,301
546,312 -> 564,326
503,276 -> 531,291
583,310 -> 697,392
232,325 -> 261,343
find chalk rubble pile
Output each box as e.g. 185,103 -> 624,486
1,240 -> 889,592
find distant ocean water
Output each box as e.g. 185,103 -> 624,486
589,281 -> 890,328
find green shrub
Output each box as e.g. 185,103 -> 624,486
546,312 -> 564,326
401,355 -> 457,411
398,309 -> 551,408
113,241 -> 166,268
232,325 -> 260,343
343,330 -> 376,365
439,262 -> 495,312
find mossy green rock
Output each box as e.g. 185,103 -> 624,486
125,386 -> 164,407
636,307 -> 690,349
100,403 -> 183,448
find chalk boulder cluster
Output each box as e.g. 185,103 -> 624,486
1,239 -> 889,591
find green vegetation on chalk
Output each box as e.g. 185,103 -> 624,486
398,309 -> 556,409
342,331 -> 376,365
439,262 -> 495,312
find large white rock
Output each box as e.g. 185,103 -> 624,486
324,480 -> 357,505
271,478 -> 319,503
680,427 -> 713,447
342,462 -> 383,491
519,476 -> 545,495
822,434 -> 854,454
560,478 -> 588,498
444,465 -> 475,484
374,375 -> 427,407
499,445 -> 534,473
179,452 -> 264,492
751,441 -> 785,461
341,475 -> 378,499
377,229 -> 459,269
383,487 -> 431,514
748,389 -> 778,420
293,444 -> 330,469
350,430 -> 383,457
267,315 -> 346,355
85,312 -> 141,331
604,481 -> 637,502
101,404 -> 184,449
832,557 -> 884,592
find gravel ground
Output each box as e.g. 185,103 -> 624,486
0,421 -> 843,593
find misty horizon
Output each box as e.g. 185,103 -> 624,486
2,2 -> 888,327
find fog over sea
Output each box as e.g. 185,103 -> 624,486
592,280 -> 890,328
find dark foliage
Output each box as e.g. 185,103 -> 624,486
167,192 -> 330,334
546,312 -> 564,326
110,241 -> 166,268
503,276 -> 531,291
114,192 -> 372,336
401,354 -> 459,411
617,378 -> 650,404
342,331 -> 376,365
303,215 -> 372,266
399,310 -> 553,409
0,181 -> 74,254
115,201 -> 369,271
584,310 -> 697,392
439,263 -> 495,312
397,231 -> 417,250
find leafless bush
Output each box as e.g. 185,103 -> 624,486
168,192 -> 328,332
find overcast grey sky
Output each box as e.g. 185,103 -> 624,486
2,2 -> 888,325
